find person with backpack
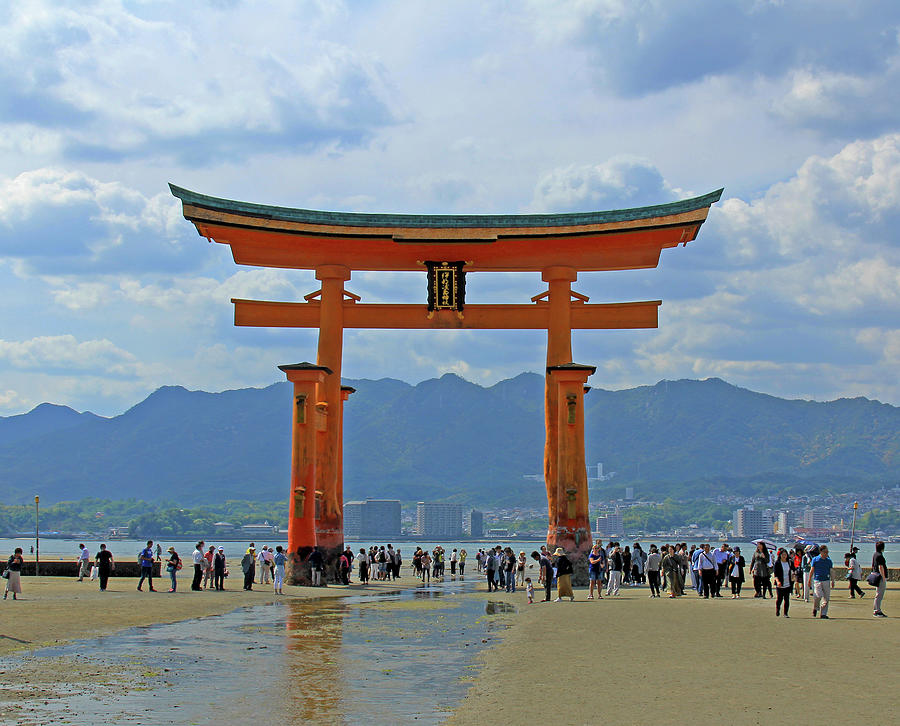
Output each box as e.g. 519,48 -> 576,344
241,548 -> 256,591
846,549 -> 865,599
165,547 -> 182,593
485,549 -> 498,592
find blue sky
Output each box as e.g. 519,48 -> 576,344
2,0 -> 900,415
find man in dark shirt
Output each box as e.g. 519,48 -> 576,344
307,547 -> 324,586
95,544 -> 115,592
532,550 -> 554,602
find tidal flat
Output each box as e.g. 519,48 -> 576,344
0,579 -> 514,725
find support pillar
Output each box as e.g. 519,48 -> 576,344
542,266 -> 576,540
547,363 -> 595,585
314,265 -> 351,577
279,363 -> 330,585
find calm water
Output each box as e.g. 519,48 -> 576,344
6,536 -> 897,565
0,579 -> 512,725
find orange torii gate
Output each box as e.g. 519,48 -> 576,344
171,184 -> 722,583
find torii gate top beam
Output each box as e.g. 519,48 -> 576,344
170,184 -> 723,273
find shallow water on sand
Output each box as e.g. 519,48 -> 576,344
1,580 -> 514,725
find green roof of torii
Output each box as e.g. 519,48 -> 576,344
169,184 -> 723,230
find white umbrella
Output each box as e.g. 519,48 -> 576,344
751,538 -> 777,551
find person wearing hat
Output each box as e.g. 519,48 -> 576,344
165,547 -> 181,593
553,547 -> 575,602
213,547 -> 227,591
241,548 -> 256,591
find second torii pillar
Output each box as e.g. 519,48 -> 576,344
547,363 -> 595,585
279,362 -> 330,585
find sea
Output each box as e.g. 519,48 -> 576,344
4,536 -> 897,565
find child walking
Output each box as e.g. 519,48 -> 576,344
525,577 -> 535,604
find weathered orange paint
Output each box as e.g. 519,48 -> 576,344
170,186 -> 721,578
547,364 -> 595,565
314,266 -> 350,555
195,221 -> 689,272
231,299 -> 661,330
278,363 -> 330,584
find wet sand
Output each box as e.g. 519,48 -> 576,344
0,574 -> 408,656
4,575 -> 898,725
449,583 -> 900,726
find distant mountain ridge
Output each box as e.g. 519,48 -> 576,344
0,375 -> 897,506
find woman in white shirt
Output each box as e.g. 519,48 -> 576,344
846,551 -> 864,598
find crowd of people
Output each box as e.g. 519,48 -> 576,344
522,539 -> 889,618
2,538 -> 890,618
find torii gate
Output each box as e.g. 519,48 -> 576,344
171,184 -> 722,583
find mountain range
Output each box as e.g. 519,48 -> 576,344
0,374 -> 898,507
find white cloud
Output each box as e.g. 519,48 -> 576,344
0,168 -> 197,274
530,157 -> 679,212
0,334 -> 146,377
0,1 -> 399,163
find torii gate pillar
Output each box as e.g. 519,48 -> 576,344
278,362 -> 330,585
314,265 -> 350,566
547,363 -> 595,583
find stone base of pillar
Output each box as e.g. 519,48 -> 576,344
318,544 -> 345,584
286,547 -> 315,586
548,526 -> 593,586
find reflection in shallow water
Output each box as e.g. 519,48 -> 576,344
2,581 -> 512,725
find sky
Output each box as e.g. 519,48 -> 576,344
2,0 -> 900,416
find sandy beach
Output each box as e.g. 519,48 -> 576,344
450,583 -> 900,725
2,575 -> 898,725
0,573 -> 403,656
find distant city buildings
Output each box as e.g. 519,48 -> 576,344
802,507 -> 828,530
415,502 -> 464,537
595,508 -> 623,537
466,509 -> 484,538
344,499 -> 401,538
625,487 -> 634,500
733,507 -> 769,539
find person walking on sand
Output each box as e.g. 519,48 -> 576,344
698,544 -> 717,599
517,551 -> 527,587
4,547 -> 24,600
808,545 -> 835,619
191,541 -> 205,591
307,546 -> 324,586
165,547 -> 181,592
137,540 -> 156,592
273,546 -> 287,594
846,550 -> 864,599
773,548 -> 793,617
213,547 -> 227,590
76,543 -> 91,582
530,551 -> 552,602
421,550 -> 432,583
607,544 -> 623,596
801,547 -> 813,602
646,545 -> 661,598
459,549 -> 467,576
662,545 -> 684,598
241,548 -> 256,591
587,544 -> 604,600
202,545 -> 215,590
871,541 -> 888,617
729,547 -> 745,598
95,544 -> 115,592
484,549 -> 497,591
553,548 -> 574,602
751,542 -> 771,599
